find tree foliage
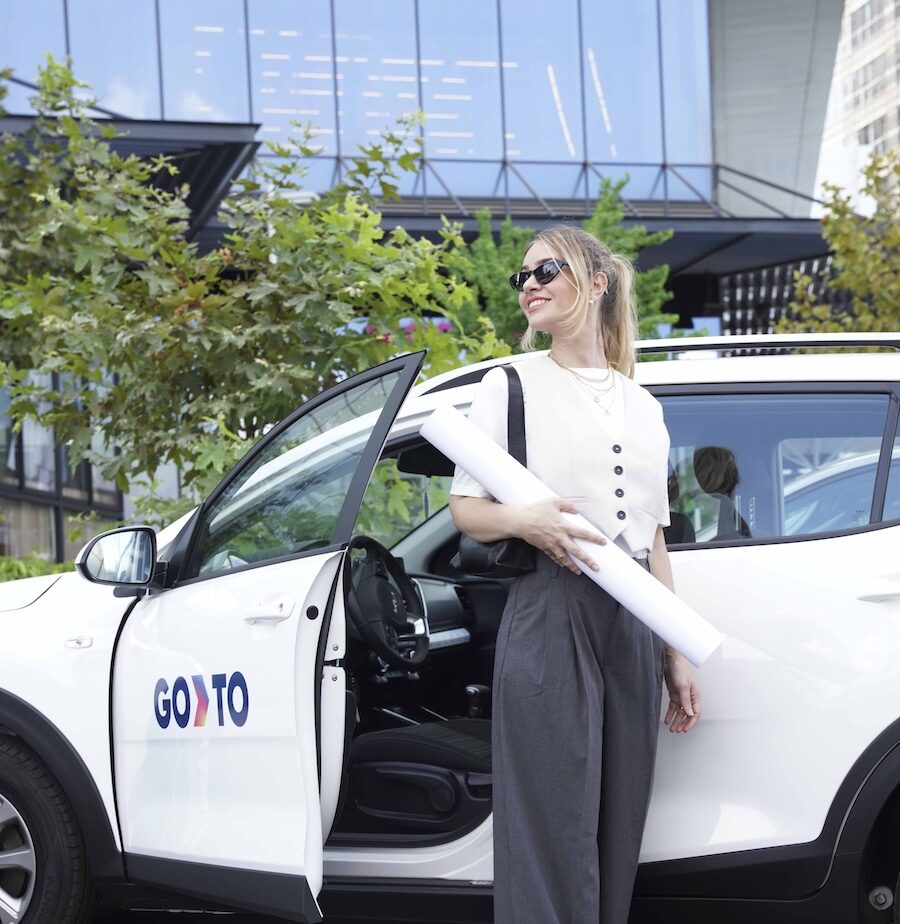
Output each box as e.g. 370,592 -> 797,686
450,176 -> 677,351
0,59 -> 506,515
780,151 -> 900,332
0,59 -> 678,534
0,556 -> 72,582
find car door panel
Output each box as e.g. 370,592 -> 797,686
112,353 -> 424,920
643,525 -> 900,863
114,551 -> 342,875
641,387 -> 900,866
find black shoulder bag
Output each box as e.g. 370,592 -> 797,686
450,365 -> 536,578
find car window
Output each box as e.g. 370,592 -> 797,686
662,393 -> 892,546
882,436 -> 900,522
355,456 -> 453,549
189,371 -> 402,578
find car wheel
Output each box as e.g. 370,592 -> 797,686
0,736 -> 95,923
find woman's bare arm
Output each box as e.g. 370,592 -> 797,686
648,525 -> 701,733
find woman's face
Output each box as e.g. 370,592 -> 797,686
517,241 -> 578,334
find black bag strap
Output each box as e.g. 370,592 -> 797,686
502,365 -> 526,467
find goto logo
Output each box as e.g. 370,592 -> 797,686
154,672 -> 249,729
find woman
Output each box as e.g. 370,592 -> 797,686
448,226 -> 701,924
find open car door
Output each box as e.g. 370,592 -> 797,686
111,353 -> 424,922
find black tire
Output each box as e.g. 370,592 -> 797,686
0,736 -> 96,923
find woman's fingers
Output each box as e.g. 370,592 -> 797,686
565,544 -> 598,572
532,499 -> 609,573
665,687 -> 702,733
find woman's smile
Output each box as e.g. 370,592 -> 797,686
525,295 -> 550,313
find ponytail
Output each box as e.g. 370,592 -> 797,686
602,254 -> 638,379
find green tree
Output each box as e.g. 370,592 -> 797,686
779,150 -> 900,333
0,59 -> 507,521
449,176 -> 677,351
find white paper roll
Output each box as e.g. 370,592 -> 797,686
421,404 -> 723,667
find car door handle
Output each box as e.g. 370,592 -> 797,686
857,578 -> 900,603
244,596 -> 295,624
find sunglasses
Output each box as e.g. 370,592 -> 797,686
508,259 -> 569,292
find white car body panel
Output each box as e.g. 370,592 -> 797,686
645,527 -> 900,860
113,551 -> 343,891
0,572 -> 127,848
0,573 -> 62,611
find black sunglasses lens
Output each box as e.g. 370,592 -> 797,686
510,260 -> 564,291
533,260 -> 562,284
509,272 -> 527,291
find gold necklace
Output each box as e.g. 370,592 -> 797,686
574,374 -> 617,415
549,352 -> 617,415
548,351 -> 613,385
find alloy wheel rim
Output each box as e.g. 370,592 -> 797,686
0,795 -> 36,924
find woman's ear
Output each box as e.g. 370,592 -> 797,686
592,271 -> 608,301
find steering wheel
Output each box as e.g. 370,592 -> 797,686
347,535 -> 429,670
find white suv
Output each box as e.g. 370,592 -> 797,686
0,333 -> 899,924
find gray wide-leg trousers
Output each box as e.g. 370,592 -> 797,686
492,554 -> 665,924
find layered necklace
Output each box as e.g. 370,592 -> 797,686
548,351 -> 617,416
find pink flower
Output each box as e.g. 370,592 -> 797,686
365,324 -> 378,334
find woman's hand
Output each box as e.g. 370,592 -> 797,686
663,647 -> 701,733
515,498 -> 607,575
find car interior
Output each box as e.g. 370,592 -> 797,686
329,437 -> 500,847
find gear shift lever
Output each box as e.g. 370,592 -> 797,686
465,684 -> 490,718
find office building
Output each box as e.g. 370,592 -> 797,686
0,0 -> 845,560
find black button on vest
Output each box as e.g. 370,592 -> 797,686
615,488 -> 624,498
612,444 -> 622,453
617,510 -> 626,520
614,465 -> 624,475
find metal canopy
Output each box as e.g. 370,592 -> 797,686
631,217 -> 829,277
380,211 -> 829,281
0,115 -> 260,238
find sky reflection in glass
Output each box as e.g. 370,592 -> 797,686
1,0 -> 714,201
69,0 -> 160,119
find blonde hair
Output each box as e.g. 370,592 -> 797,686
519,226 -> 638,378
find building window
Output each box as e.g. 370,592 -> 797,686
21,418 -> 56,493
0,391 -> 17,487
0,499 -> 56,560
0,386 -> 123,562
857,115 -> 887,145
850,53 -> 888,106
850,0 -> 886,48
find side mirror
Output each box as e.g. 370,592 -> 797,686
75,527 -> 157,587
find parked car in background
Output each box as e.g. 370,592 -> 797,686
0,333 -> 899,924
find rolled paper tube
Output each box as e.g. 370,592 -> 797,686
421,404 -> 723,667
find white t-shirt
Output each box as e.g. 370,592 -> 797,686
450,354 -> 671,555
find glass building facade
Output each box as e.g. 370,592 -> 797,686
2,0 -> 840,560
0,382 -> 121,562
1,0 -> 713,205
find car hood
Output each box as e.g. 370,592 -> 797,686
0,574 -> 64,612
